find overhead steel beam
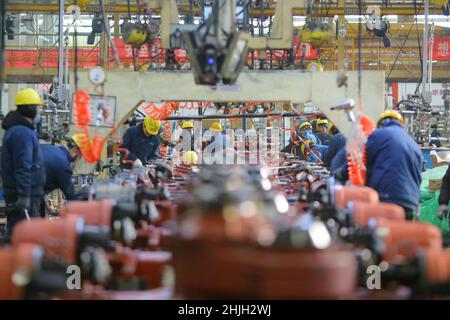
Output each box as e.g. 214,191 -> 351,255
70,70 -> 385,138
6,3 -> 436,16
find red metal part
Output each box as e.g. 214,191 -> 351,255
0,244 -> 39,300
12,216 -> 80,263
333,185 -> 379,208
349,201 -> 405,227
377,220 -> 443,262
61,200 -> 113,227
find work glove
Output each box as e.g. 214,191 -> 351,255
5,196 -> 31,221
437,204 -> 449,220
133,159 -> 144,168
15,196 -> 31,209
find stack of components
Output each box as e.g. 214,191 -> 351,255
2,157 -> 450,299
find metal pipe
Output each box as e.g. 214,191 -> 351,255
421,0 -> 429,98
144,112 -> 323,121
428,23 -> 435,94
0,0 -> 6,117
58,0 -> 64,109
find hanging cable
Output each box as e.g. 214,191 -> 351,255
385,22 -> 415,82
357,0 -> 362,111
99,0 -> 120,65
0,0 -> 6,119
414,0 -> 423,94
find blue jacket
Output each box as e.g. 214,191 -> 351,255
122,123 -> 161,164
310,145 -> 328,163
1,111 -> 46,197
324,133 -> 346,168
330,148 -> 349,182
305,132 -> 320,146
316,133 -> 332,146
366,120 -> 422,210
40,144 -> 76,200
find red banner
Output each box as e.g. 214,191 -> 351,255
5,36 -> 318,69
433,37 -> 450,61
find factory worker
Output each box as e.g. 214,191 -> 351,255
365,109 -> 422,220
39,135 -> 83,217
1,88 -> 46,242
429,124 -> 442,148
121,116 -> 161,168
178,121 -> 195,151
323,123 -> 346,168
297,121 -> 320,146
300,140 -> 325,163
315,119 -> 331,146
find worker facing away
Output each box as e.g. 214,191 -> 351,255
1,88 -> 46,242
39,135 -> 82,217
365,109 -> 422,220
315,119 -> 331,146
324,123 -> 346,168
121,116 -> 161,168
429,124 -> 442,148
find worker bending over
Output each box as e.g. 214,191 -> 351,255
365,110 -> 422,220
1,88 -> 46,242
121,116 -> 161,168
324,123 -> 346,168
39,136 -> 82,216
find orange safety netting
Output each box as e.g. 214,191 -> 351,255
73,90 -> 107,163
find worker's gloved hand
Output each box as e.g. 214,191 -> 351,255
133,159 -> 144,168
15,196 -> 31,210
437,204 -> 449,220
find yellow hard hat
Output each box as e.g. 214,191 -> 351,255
184,151 -> 199,165
328,122 -> 337,135
182,121 -> 194,129
431,0 -> 449,7
16,88 -> 43,106
378,109 -> 404,125
144,117 -> 161,135
71,134 -> 85,148
69,0 -> 93,9
210,122 -> 223,132
317,119 -> 329,127
298,122 -> 312,131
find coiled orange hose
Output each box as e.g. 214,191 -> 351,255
347,115 -> 375,186
73,90 -> 106,163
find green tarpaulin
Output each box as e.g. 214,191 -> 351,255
419,166 -> 449,235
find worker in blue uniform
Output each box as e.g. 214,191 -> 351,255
429,124 -> 442,148
297,121 -> 320,146
1,88 -> 46,242
315,119 -> 332,146
39,136 -> 82,216
324,123 -> 347,168
365,109 -> 422,220
121,116 -> 161,168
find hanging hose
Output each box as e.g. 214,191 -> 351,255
347,114 -> 375,186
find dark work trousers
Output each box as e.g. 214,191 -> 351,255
402,206 -> 419,221
4,193 -> 41,244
